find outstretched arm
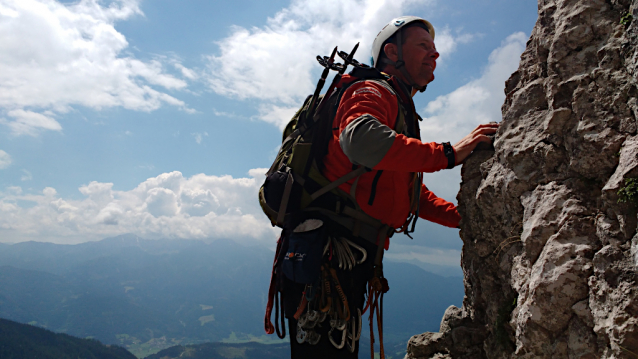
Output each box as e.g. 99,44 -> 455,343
418,184 -> 461,228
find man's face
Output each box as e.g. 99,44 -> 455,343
385,26 -> 439,87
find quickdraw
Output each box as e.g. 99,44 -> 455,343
347,309 -> 362,353
328,321 -> 347,349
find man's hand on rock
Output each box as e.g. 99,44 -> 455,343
453,122 -> 499,165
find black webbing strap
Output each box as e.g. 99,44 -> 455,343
307,206 -> 392,247
367,170 -> 384,206
276,168 -> 294,226
309,166 -> 370,201
274,291 -> 286,339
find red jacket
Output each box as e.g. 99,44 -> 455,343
321,73 -> 460,240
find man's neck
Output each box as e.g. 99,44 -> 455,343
388,75 -> 414,101
381,66 -> 428,97
382,66 -> 414,96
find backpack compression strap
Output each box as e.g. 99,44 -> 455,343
309,165 -> 370,201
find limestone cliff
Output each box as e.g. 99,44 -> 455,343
406,0 -> 638,358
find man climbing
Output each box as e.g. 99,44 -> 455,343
271,16 -> 498,359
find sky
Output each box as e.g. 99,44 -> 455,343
0,0 -> 538,275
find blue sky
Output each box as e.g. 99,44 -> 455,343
0,0 -> 537,275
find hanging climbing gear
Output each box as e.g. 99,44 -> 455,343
347,309 -> 363,353
323,236 -> 366,270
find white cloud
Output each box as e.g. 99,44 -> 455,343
257,104 -> 300,130
434,27 -> 479,59
192,132 -> 208,144
0,170 -> 278,244
248,168 -> 268,177
6,186 -> 22,195
21,170 -> 33,181
212,108 -> 244,120
3,109 -> 62,136
205,0 -> 475,129
0,0 -> 192,135
0,150 -> 11,169
420,32 -> 527,143
173,62 -> 199,80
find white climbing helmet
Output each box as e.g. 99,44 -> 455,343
371,16 -> 435,69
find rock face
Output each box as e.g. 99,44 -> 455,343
406,0 -> 638,358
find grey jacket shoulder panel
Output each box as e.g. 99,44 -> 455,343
339,114 -> 396,168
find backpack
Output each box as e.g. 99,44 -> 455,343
258,65 -> 419,238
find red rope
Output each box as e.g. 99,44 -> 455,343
365,276 -> 389,359
264,232 -> 285,335
293,294 -> 308,320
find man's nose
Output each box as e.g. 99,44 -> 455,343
431,51 -> 439,60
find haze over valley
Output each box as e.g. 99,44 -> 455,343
0,234 -> 463,358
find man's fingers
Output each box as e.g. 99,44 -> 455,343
473,126 -> 498,136
472,123 -> 499,134
472,134 -> 494,146
476,122 -> 499,129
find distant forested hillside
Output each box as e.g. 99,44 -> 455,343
0,318 -> 135,359
145,342 -> 289,359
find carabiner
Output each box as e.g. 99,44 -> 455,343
296,325 -> 307,344
328,325 -> 347,349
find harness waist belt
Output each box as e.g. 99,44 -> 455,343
305,207 -> 392,245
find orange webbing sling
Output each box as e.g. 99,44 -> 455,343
264,231 -> 287,338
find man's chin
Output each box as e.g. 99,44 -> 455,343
419,75 -> 434,88
420,72 -> 434,85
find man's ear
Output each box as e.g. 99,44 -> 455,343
383,43 -> 398,63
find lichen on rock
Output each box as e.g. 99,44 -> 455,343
406,0 -> 638,358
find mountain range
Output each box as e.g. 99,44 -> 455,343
0,234 -> 463,357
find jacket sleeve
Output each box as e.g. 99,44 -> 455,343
418,184 -> 461,228
336,80 -> 452,173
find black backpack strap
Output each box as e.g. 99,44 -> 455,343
367,170 -> 384,206
309,166 -> 370,201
